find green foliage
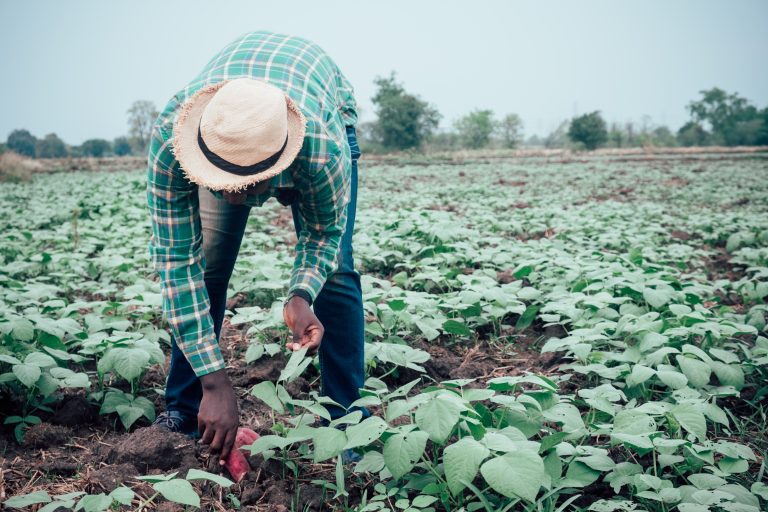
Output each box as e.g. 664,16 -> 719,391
370,73 -> 441,151
497,113 -> 524,149
6,129 -> 37,157
1,154 -> 766,510
454,109 -> 495,149
112,136 -> 133,156
686,87 -> 766,146
36,133 -> 68,158
677,121 -> 710,147
568,111 -> 608,150
79,138 -> 111,157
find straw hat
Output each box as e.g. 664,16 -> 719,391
172,78 -> 306,192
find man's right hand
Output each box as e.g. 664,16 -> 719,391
198,369 -> 239,466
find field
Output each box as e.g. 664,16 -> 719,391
1,150 -> 767,511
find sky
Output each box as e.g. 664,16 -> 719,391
1,0 -> 767,144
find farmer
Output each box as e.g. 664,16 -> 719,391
146,31 -> 368,465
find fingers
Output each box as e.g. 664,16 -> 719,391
219,427 -> 238,465
199,421 -> 215,446
209,428 -> 225,458
301,323 -> 324,353
289,330 -> 302,351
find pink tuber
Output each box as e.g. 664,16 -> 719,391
223,427 -> 260,482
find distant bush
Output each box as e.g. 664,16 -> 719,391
36,133 -> 68,158
0,151 -> 41,182
80,138 -> 112,157
568,111 -> 608,150
6,129 -> 37,158
113,136 -> 133,156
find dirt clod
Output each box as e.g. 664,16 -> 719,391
105,425 -> 198,473
23,423 -> 73,449
87,463 -> 138,491
51,394 -> 99,427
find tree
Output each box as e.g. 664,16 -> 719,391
6,129 -> 38,158
371,73 -> 441,151
497,113 -> 524,149
127,100 -> 159,153
36,133 -> 68,158
676,121 -> 710,147
455,109 -> 495,149
568,111 -> 607,150
80,139 -> 111,157
686,88 -> 761,146
113,136 -> 133,156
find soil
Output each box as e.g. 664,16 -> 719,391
104,425 -> 198,474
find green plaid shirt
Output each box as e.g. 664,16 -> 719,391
146,31 -> 357,376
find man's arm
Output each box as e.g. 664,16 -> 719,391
146,127 -> 238,463
282,150 -> 351,351
146,128 -> 225,376
288,151 -> 351,304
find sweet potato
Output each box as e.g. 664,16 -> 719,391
223,427 -> 260,482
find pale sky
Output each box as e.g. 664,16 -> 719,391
1,0 -> 766,144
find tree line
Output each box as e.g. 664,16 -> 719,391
1,101 -> 158,159
3,79 -> 767,158
361,76 -> 768,152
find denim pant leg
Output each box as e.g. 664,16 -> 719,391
164,186 -> 251,424
291,126 -> 368,421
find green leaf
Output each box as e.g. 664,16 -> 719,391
11,318 -> 35,341
688,473 -> 727,489
111,347 -> 150,381
153,479 -> 200,507
672,404 -> 707,441
335,454 -> 348,498
115,404 -> 146,430
479,450 -> 546,502
383,430 -> 429,480
186,468 -> 235,487
250,381 -> 285,414
563,460 -> 601,487
24,352 -> 57,368
444,437 -> 490,495
75,493 -> 112,512
13,363 -> 41,387
625,364 -> 655,388
344,416 -> 388,449
313,427 -> 348,462
279,347 -> 310,382
245,342 -> 265,363
710,361 -> 744,390
643,287 -> 673,309
516,305 -> 540,330
415,393 -> 464,443
354,450 -> 386,473
676,356 -> 712,388
108,486 -> 135,505
0,354 -> 22,365
442,319 -> 471,337
3,490 -> 52,508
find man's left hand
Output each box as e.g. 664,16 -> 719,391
283,296 -> 324,352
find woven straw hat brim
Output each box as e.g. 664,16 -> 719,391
172,81 -> 306,192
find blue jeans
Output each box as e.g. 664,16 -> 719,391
164,126 -> 367,431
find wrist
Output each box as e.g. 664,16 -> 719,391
199,369 -> 231,391
285,289 -> 313,308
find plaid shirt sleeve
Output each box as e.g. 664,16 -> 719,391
288,140 -> 351,304
146,127 -> 225,377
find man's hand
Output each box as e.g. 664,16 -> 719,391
198,370 -> 239,466
283,295 -> 324,353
